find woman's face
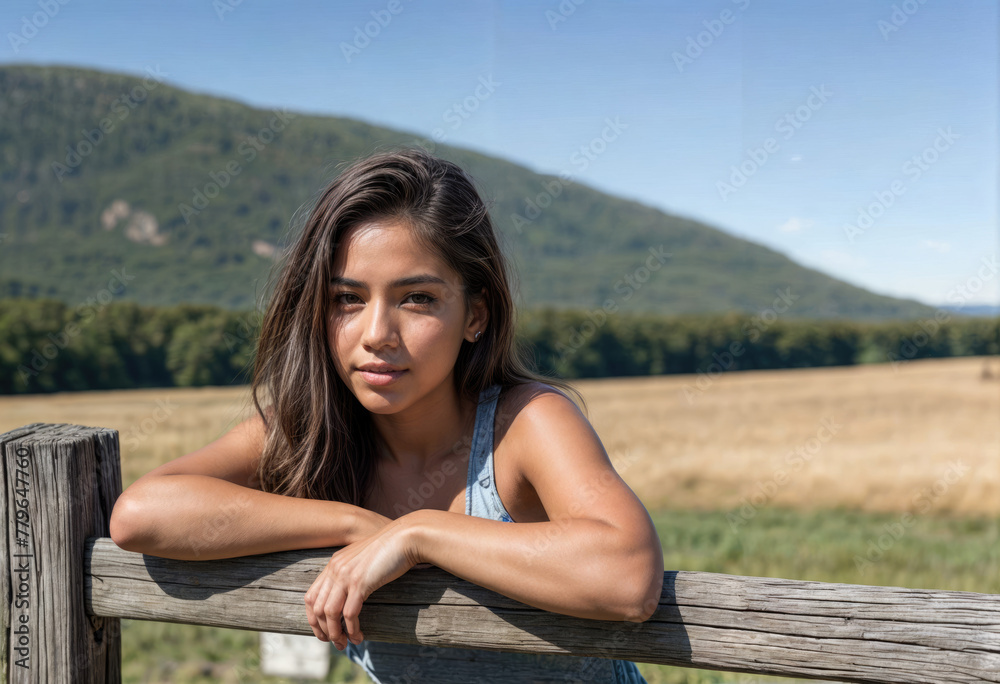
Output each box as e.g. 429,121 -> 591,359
326,219 -> 486,413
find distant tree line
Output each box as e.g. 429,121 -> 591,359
0,298 -> 996,395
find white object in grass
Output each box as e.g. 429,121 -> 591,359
259,631 -> 331,678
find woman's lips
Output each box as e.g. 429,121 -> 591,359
358,369 -> 407,386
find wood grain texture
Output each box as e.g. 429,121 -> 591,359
86,537 -> 1000,683
2,424 -> 122,684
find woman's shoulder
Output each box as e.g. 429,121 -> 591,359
494,380 -> 579,446
491,379 -> 613,517
496,379 -> 567,412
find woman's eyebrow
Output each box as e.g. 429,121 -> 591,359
329,274 -> 448,289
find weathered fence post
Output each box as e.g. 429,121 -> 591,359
1,424 -> 122,683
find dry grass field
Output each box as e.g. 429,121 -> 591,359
1,355 -> 997,516
585,355 -> 1000,516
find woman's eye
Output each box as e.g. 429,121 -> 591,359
407,293 -> 436,306
333,292 -> 436,307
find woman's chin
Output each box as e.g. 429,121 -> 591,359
355,383 -> 409,412
361,395 -> 398,410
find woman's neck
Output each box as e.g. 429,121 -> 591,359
370,382 -> 477,473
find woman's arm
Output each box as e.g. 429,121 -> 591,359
405,391 -> 664,622
405,507 -> 660,622
111,474 -> 388,560
110,411 -> 389,561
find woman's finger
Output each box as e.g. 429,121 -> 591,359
309,622 -> 329,642
305,574 -> 335,640
342,591 -> 366,644
323,584 -> 348,647
305,596 -> 328,641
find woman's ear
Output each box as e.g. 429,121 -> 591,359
465,287 -> 489,342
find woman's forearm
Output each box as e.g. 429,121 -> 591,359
110,474 -> 385,560
405,509 -> 663,622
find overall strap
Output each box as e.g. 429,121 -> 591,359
465,384 -> 510,520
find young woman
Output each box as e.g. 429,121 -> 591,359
110,148 -> 663,683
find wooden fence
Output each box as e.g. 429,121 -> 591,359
2,423 -> 999,683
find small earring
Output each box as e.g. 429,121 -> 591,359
474,331 -> 482,341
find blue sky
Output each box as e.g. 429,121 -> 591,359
3,0 -> 996,307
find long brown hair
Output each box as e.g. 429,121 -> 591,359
250,146 -> 584,506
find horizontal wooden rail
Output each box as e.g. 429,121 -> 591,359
85,537 -> 1000,683
4,423 -> 1000,683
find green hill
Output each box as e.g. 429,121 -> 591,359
0,64 -> 937,320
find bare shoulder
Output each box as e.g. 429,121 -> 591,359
498,377 -> 590,432
494,380 -> 576,443
494,380 -> 602,478
495,380 -> 651,530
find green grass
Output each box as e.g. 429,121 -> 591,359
652,505 -> 1000,594
118,506 -> 1000,683
119,620 -> 364,683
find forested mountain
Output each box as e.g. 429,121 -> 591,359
0,64 -> 938,320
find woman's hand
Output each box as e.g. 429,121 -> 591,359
303,516 -> 420,650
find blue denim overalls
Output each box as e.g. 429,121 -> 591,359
346,384 -> 648,683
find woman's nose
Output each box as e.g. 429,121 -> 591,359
360,299 -> 398,349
